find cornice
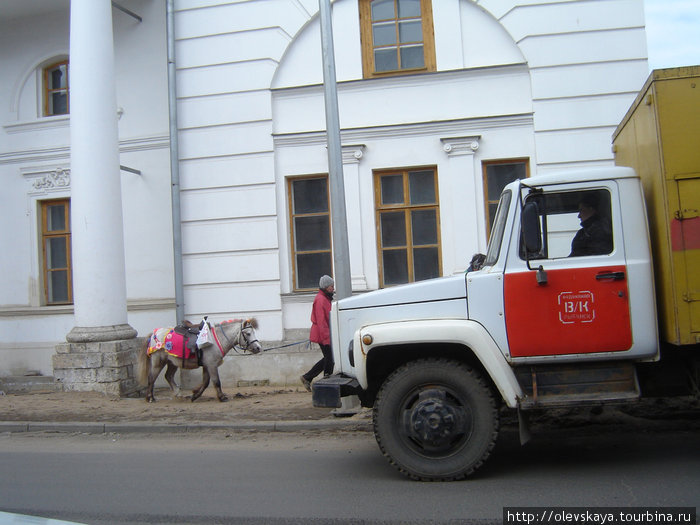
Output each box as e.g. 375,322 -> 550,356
272,63 -> 530,98
273,114 -> 533,148
0,135 -> 170,165
0,298 -> 176,318
0,146 -> 70,165
3,115 -> 70,134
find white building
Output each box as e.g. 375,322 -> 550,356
0,0 -> 649,389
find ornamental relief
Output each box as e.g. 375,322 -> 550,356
24,167 -> 71,194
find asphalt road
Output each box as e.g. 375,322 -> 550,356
0,424 -> 698,525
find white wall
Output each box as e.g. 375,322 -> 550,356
0,0 -> 174,376
173,0 -> 289,341
271,0 -> 533,318
481,0 -> 648,169
0,0 -> 650,378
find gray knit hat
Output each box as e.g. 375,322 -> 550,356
319,275 -> 334,289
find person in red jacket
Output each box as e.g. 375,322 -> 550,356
300,275 -> 335,391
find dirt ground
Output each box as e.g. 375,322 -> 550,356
0,386 -> 370,424
0,384 -> 698,431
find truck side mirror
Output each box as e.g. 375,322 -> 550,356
521,201 -> 542,255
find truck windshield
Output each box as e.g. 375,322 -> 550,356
484,190 -> 512,266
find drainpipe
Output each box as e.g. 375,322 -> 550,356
166,0 -> 185,322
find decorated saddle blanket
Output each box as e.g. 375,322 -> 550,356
147,328 -> 197,360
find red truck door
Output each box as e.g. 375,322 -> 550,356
504,185 -> 632,357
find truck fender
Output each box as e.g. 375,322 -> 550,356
353,319 -> 523,408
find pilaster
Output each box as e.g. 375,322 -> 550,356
342,144 -> 369,291
440,136 -> 482,274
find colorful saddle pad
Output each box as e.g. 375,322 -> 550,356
147,328 -> 196,360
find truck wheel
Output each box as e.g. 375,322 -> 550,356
373,358 -> 499,481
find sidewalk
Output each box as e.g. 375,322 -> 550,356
0,385 -> 373,435
1,385 -> 697,437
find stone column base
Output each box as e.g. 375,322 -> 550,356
66,324 -> 138,343
53,337 -> 147,396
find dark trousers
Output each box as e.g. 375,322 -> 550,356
303,344 -> 334,380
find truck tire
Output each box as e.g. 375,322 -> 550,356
373,358 -> 499,481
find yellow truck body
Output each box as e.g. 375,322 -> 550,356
613,66 -> 700,346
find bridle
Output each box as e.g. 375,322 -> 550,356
214,320 -> 259,355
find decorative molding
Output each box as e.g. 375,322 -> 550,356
23,167 -> 71,195
341,144 -> 365,164
118,134 -> 170,153
441,136 -> 481,156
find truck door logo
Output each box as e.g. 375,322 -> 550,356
558,291 -> 595,324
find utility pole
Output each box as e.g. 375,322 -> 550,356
319,0 -> 352,300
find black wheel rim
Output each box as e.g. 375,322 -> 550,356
398,385 -> 472,458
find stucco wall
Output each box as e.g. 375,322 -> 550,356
0,0 -> 174,375
0,0 -> 649,378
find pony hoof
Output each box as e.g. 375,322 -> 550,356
218,396 -> 228,402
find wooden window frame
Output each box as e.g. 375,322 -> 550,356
359,0 -> 436,78
287,175 -> 333,292
374,166 -> 442,287
482,158 -> 530,238
43,60 -> 69,117
41,199 -> 73,305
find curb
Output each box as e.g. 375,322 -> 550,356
0,419 -> 372,435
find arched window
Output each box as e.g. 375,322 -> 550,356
43,60 -> 69,116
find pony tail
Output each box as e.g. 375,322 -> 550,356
136,337 -> 150,386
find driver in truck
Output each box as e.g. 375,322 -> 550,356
569,192 -> 613,257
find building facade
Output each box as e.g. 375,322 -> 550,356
0,0 -> 649,384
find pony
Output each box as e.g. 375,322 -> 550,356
137,318 -> 262,402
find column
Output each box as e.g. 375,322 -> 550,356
54,0 -> 139,395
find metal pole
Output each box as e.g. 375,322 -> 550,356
112,1 -> 142,22
319,0 -> 352,300
166,0 -> 185,322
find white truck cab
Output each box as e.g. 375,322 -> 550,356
312,166 -> 690,481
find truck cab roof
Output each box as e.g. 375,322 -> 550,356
521,166 -> 637,188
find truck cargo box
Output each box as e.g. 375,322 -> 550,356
613,66 -> 700,346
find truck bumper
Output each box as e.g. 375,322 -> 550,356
312,374 -> 362,408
